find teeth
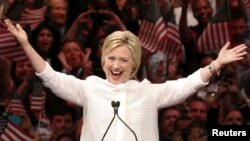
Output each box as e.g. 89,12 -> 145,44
112,71 -> 121,74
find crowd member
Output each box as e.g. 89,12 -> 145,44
0,57 -> 41,140
187,96 -> 208,122
0,57 -> 28,116
10,60 -> 36,98
186,120 -> 207,141
5,18 -> 247,141
30,22 -> 62,71
111,0 -> 140,34
146,51 -> 168,83
57,39 -> 92,80
158,106 -> 182,141
221,109 -> 244,125
172,115 -> 193,141
45,0 -> 69,37
179,0 -> 213,75
48,102 -> 76,141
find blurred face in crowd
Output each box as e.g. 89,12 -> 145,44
188,100 -> 207,122
160,108 -> 181,136
224,110 -> 243,125
36,28 -> 54,53
229,18 -> 247,45
156,61 -> 165,75
62,41 -> 83,69
14,60 -> 35,81
188,127 -> 206,141
48,0 -> 67,27
191,0 -> 213,26
167,62 -> 178,76
103,45 -> 134,85
51,113 -> 74,133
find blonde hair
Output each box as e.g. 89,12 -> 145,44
101,31 -> 142,78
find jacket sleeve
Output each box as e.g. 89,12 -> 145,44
149,69 -> 208,108
36,62 -> 87,106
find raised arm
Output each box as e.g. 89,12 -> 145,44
65,10 -> 93,40
179,0 -> 192,45
5,19 -> 46,73
200,42 -> 247,82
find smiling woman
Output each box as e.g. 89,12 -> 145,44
101,31 -> 141,83
4,18 -> 248,141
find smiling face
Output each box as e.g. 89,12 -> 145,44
48,0 -> 68,27
103,45 -> 134,85
191,0 -> 213,27
101,31 -> 142,84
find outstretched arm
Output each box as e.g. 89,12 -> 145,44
5,19 -> 46,73
200,41 -> 247,82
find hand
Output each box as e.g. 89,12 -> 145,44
4,19 -> 29,47
81,48 -> 92,68
57,51 -> 72,72
75,10 -> 94,26
214,41 -> 247,69
101,10 -> 126,30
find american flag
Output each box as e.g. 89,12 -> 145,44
197,0 -> 230,53
5,99 -> 27,115
0,5 -> 46,61
159,11 -> 183,61
0,28 -> 28,62
19,6 -> 47,31
138,0 -> 167,52
0,115 -> 34,141
30,78 -> 45,112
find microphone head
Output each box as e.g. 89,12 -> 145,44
116,101 -> 120,107
111,101 -> 116,107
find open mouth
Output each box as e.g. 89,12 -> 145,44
111,70 -> 122,79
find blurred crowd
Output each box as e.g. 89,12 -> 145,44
0,0 -> 250,141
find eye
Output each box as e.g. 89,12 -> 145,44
121,58 -> 128,62
108,56 -> 115,61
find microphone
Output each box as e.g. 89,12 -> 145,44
101,101 -> 117,141
115,101 -> 138,141
101,101 -> 138,141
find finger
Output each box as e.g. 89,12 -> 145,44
234,44 -> 247,52
4,19 -> 15,30
237,52 -> 248,57
16,23 -> 23,31
222,41 -> 230,50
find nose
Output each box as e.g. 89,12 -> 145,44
112,60 -> 120,69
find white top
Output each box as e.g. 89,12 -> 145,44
37,62 -> 207,141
